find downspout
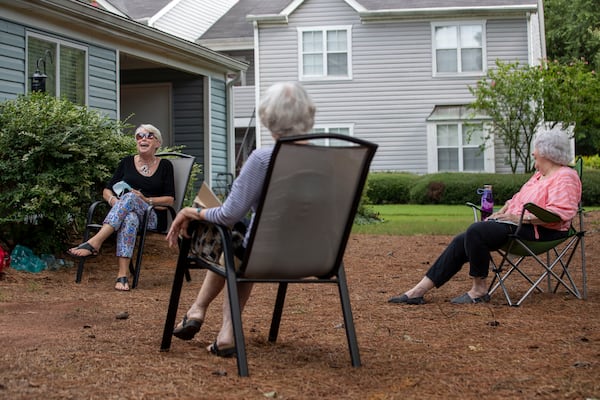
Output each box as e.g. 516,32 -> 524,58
538,0 -> 547,60
226,72 -> 242,176
253,19 -> 262,149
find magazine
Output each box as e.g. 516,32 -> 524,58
193,182 -> 222,208
487,218 -> 518,226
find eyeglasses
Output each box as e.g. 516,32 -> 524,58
135,132 -> 155,140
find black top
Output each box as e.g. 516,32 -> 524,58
106,155 -> 176,200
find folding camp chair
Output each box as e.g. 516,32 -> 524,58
467,157 -> 586,306
75,152 -> 195,289
160,134 -> 377,377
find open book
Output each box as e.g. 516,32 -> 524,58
193,182 -> 222,208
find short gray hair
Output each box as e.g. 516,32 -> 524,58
258,82 -> 316,138
534,128 -> 572,166
136,124 -> 163,145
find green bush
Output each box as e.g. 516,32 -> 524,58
366,172 -> 419,204
0,93 -> 136,253
581,155 -> 600,169
366,168 -> 600,206
581,167 -> 600,207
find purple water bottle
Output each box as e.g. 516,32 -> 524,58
479,184 -> 494,220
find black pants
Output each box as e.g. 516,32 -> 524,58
425,221 -> 569,288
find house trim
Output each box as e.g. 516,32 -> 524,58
3,0 -> 248,77
246,1 -> 537,24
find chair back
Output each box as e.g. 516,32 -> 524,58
241,134 -> 377,279
155,152 -> 195,232
157,152 -> 195,213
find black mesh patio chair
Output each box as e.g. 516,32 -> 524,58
160,134 -> 377,376
75,152 -> 195,289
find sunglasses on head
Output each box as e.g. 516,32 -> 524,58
135,132 -> 155,140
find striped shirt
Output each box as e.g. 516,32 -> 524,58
204,147 -> 274,247
504,166 -> 581,231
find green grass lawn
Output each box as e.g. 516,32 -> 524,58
352,204 -> 599,236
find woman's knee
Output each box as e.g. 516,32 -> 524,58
122,213 -> 140,233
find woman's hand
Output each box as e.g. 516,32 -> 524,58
166,207 -> 197,248
487,212 -> 520,224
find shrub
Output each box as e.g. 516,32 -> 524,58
0,93 -> 136,253
581,155 -> 600,169
366,173 -> 419,204
366,168 -> 600,206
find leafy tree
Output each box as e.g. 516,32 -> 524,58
543,58 -> 600,155
545,0 -> 600,154
545,0 -> 600,71
469,60 -> 545,173
0,93 -> 136,253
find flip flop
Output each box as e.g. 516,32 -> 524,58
172,316 -> 203,341
115,276 -> 130,291
66,242 -> 99,259
208,340 -> 236,358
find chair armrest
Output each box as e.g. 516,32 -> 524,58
87,200 -> 109,225
466,202 -> 482,222
522,203 -> 562,224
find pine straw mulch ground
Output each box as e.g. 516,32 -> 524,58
0,211 -> 599,400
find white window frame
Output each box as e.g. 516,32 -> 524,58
298,26 -> 352,81
311,124 -> 354,146
431,21 -> 487,77
427,119 -> 494,173
26,32 -> 89,105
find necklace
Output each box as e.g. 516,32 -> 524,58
138,156 -> 157,176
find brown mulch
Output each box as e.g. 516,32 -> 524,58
0,212 -> 599,400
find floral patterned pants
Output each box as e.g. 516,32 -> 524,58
103,192 -> 157,258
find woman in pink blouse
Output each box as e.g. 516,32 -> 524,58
389,129 -> 581,305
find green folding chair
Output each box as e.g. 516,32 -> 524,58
468,157 -> 586,306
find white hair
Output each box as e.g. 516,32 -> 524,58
258,82 -> 316,138
534,128 -> 572,166
136,124 -> 163,145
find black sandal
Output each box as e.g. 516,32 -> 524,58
66,242 -> 99,259
115,276 -> 130,291
208,340 -> 236,358
173,315 -> 203,340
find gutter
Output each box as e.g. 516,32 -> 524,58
358,5 -> 538,22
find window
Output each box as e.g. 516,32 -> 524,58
426,105 -> 493,173
433,22 -> 485,75
436,123 -> 484,172
27,34 -> 87,105
299,27 -> 351,80
310,126 -> 353,146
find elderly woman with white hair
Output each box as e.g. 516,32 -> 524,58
389,129 -> 581,305
68,124 -> 175,291
166,82 -> 316,357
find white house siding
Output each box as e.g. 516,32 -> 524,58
255,0 -> 534,174
150,0 -> 238,42
487,18 -> 530,173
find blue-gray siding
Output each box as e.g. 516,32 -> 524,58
173,78 -> 205,182
256,0 -> 531,174
88,46 -> 118,119
0,17 -> 118,119
0,19 -> 26,100
210,78 -> 228,181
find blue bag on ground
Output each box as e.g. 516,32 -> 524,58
10,245 -> 46,273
